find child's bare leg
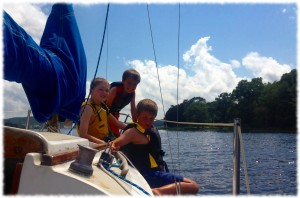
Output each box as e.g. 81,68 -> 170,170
151,178 -> 199,195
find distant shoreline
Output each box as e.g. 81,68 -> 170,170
4,117 -> 296,134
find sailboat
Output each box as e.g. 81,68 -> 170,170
3,125 -> 153,195
3,3 -> 250,196
3,3 -> 154,195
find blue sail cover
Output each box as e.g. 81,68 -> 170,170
3,4 -> 87,123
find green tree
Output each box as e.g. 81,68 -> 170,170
273,69 -> 296,129
255,69 -> 296,130
164,69 -> 296,131
231,77 -> 264,128
183,97 -> 208,122
164,99 -> 189,127
210,92 -> 235,123
253,82 -> 276,128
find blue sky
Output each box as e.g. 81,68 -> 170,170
2,1 -> 297,120
74,3 -> 296,80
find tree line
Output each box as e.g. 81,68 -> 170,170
164,69 -> 296,132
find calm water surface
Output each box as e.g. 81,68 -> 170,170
159,130 -> 297,195
64,128 -> 296,195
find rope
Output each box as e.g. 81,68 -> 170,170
101,163 -> 151,196
237,125 -> 251,194
67,4 -> 110,135
98,162 -> 131,195
97,151 -> 150,195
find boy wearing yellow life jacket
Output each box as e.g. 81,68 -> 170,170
111,99 -> 199,195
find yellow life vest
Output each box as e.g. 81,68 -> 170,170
130,122 -> 158,169
77,102 -> 109,140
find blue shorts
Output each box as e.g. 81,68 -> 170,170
141,170 -> 184,188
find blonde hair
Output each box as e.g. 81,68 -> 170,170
90,77 -> 109,90
136,99 -> 158,117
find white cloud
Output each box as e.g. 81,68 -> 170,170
230,60 -> 240,68
2,3 -> 47,43
129,60 -> 187,119
128,37 -> 243,119
242,52 -> 292,83
2,81 -> 30,118
4,35 -> 291,120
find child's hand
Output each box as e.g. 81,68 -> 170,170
98,142 -> 107,150
111,141 -> 120,151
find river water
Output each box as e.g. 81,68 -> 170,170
63,128 -> 297,195
158,130 -> 297,195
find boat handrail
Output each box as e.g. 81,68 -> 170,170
157,119 -> 234,127
157,118 -> 250,195
4,126 -> 48,159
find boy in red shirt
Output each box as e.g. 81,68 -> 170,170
106,69 -> 141,138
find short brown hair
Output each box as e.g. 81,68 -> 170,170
90,77 -> 109,90
136,99 -> 158,117
122,69 -> 141,83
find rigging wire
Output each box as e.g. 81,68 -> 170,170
68,4 -> 110,135
91,3 -> 110,90
146,4 -> 182,195
174,4 -> 182,194
146,5 -> 166,117
173,4 -> 182,195
176,2 -> 181,177
146,4 -> 176,175
105,18 -> 109,79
